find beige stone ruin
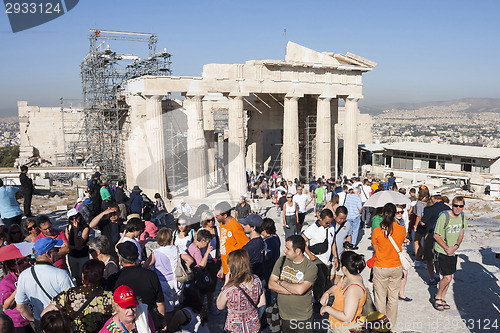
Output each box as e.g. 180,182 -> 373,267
125,42 -> 376,198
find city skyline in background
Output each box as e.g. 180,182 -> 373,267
0,0 -> 499,117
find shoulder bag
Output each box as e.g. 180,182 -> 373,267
30,266 -> 54,301
387,234 -> 413,271
175,247 -> 194,283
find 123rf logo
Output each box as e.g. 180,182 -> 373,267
4,0 -> 79,32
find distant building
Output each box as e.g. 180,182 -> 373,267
361,142 -> 500,176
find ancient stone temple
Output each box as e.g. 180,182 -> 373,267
125,42 -> 376,198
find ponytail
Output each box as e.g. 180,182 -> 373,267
381,203 -> 396,237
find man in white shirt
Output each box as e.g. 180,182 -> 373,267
172,199 -> 194,217
287,181 -> 297,195
302,209 -> 336,301
293,185 -> 312,233
16,237 -> 75,328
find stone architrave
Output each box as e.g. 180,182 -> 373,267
343,96 -> 359,177
316,96 -> 333,178
228,95 -> 247,197
144,95 -> 168,198
186,95 -> 208,198
282,96 -> 300,181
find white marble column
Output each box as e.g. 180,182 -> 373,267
343,96 -> 359,177
228,95 -> 247,197
144,95 -> 168,198
316,96 -> 333,178
331,98 -> 339,178
282,96 -> 300,181
186,95 -> 208,198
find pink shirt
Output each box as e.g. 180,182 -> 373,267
35,230 -> 68,270
187,243 -> 204,268
0,272 -> 30,327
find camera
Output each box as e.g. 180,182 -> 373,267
343,241 -> 354,250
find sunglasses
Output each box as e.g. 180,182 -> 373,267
453,204 -> 464,208
26,225 -> 36,231
396,211 -> 404,214
207,218 -> 215,222
178,223 -> 187,226
69,216 -> 79,221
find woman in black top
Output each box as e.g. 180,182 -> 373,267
65,209 -> 90,285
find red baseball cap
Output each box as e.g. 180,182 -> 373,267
113,285 -> 139,309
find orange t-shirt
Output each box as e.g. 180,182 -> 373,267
219,217 -> 249,274
329,277 -> 366,329
372,223 -> 406,268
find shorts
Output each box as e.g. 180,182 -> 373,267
416,223 -> 426,235
315,203 -> 324,212
436,252 -> 458,276
298,212 -> 306,224
423,232 -> 436,261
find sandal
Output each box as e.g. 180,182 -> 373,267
441,299 -> 451,310
433,298 -> 445,311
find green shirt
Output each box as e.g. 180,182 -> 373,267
371,215 -> 383,231
100,186 -> 111,201
315,187 -> 327,204
272,256 -> 318,321
433,211 -> 467,255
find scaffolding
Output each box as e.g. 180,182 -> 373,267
64,29 -> 172,179
304,115 -> 317,179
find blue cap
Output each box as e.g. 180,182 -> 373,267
34,237 -> 64,255
239,214 -> 263,227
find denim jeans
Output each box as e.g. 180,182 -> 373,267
349,216 -> 361,246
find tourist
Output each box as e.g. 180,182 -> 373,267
330,206 -> 351,285
214,201 -> 249,279
89,205 -> 126,258
241,214 -> 265,278
395,205 -> 412,302
433,196 -> 467,311
19,165 -> 34,218
173,215 -> 195,253
166,287 -> 209,333
323,194 -> 340,217
64,209 -> 90,285
320,251 -> 367,333
152,193 -> 166,225
234,196 -> 251,220
187,229 -> 214,294
282,193 -> 299,239
287,180 -> 297,195
0,257 -> 32,332
293,185 -> 312,233
107,241 -> 166,330
40,310 -> 72,333
15,237 -> 75,329
6,224 -> 24,244
314,180 -> 327,219
171,199 -> 194,217
114,181 -> 129,220
269,235 -> 317,333
413,186 -> 430,267
302,209 -> 336,301
87,172 -> 102,217
276,191 -> 286,218
421,190 -> 448,286
372,203 -> 406,327
35,216 -> 69,270
128,186 -> 144,217
23,217 -> 40,243
199,211 -> 220,314
0,179 -> 23,229
344,188 -> 363,249
100,285 -> 155,333
42,259 -> 113,333
100,181 -> 112,211
116,217 -> 145,264
143,228 -> 194,320
216,249 -> 265,333
88,236 -> 119,282
260,217 -> 280,305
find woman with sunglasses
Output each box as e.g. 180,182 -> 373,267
23,218 -> 39,243
395,205 -> 412,302
65,208 -> 90,285
0,257 -> 32,332
200,210 -> 221,314
282,193 -> 299,240
173,215 -> 195,253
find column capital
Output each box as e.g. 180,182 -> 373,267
346,96 -> 362,102
143,95 -> 164,101
318,94 -> 336,101
284,94 -> 303,100
227,93 -> 246,99
185,94 -> 204,102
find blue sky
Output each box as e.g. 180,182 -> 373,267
0,0 -> 499,116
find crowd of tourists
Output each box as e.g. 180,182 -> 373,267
0,168 -> 468,333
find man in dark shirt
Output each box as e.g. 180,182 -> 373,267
87,172 -> 102,217
421,190 -> 449,285
19,165 -> 34,217
114,181 -> 129,220
388,172 -> 396,190
250,183 -> 258,200
234,196 -> 252,220
108,241 -> 166,330
241,214 -> 265,279
89,204 -> 125,258
276,191 -> 287,217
